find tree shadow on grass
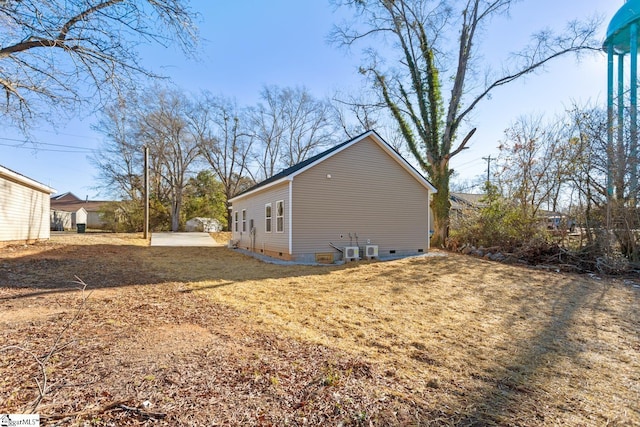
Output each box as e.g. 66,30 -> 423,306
0,244 -> 355,300
456,276 -> 623,425
362,253 -> 638,424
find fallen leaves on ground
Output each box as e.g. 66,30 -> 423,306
0,233 -> 638,426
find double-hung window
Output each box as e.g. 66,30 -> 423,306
265,203 -> 272,233
242,209 -> 247,232
276,200 -> 284,233
234,211 -> 238,232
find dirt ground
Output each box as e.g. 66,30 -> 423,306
0,232 -> 638,426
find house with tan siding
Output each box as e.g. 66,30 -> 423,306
0,165 -> 55,243
228,130 -> 437,263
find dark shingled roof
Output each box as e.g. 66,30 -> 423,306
232,130 -> 434,200
233,132 -> 363,199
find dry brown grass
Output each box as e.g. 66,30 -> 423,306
0,232 -> 638,426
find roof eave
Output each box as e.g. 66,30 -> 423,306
368,132 -> 438,193
228,176 -> 293,203
0,165 -> 56,194
228,130 -> 438,204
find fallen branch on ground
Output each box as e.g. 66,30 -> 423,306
40,401 -> 167,421
0,276 -> 93,414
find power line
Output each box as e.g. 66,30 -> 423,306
25,128 -> 102,142
0,137 -> 96,153
454,157 -> 484,168
0,142 -> 95,153
0,136 -> 93,150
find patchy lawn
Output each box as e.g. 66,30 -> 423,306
0,233 -> 638,426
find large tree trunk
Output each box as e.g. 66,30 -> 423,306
430,161 -> 451,248
331,0 -> 600,252
171,194 -> 182,232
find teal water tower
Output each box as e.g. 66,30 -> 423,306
604,0 -> 640,200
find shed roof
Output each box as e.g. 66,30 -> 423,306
230,130 -> 437,202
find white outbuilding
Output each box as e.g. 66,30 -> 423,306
0,165 -> 55,243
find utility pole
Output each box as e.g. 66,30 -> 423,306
482,155 -> 492,184
143,145 -> 149,240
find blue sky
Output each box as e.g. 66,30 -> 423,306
0,0 -> 623,199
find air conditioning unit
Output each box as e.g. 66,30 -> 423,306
363,244 -> 378,259
343,246 -> 359,261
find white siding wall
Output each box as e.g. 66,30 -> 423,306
292,136 -> 430,260
0,174 -> 52,242
51,210 -> 72,230
231,182 -> 290,256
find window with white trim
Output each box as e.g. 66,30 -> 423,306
265,203 -> 272,233
242,209 -> 246,232
234,211 -> 238,232
276,200 -> 284,233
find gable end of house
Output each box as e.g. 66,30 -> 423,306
230,130 -> 436,203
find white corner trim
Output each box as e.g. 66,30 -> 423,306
427,191 -> 431,251
288,180 -> 292,255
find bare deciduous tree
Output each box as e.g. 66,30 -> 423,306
331,0 -> 601,246
91,94 -> 144,201
0,0 -> 198,129
496,114 -> 571,217
564,105 -> 608,244
249,85 -> 337,179
332,91 -> 382,139
94,87 -> 201,231
565,104 -> 639,262
193,94 -> 255,229
136,88 -> 201,232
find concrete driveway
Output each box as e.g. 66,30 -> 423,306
150,232 -> 222,247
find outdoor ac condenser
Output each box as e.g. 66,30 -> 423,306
343,246 -> 359,261
363,245 -> 378,259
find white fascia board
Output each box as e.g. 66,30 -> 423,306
285,131 -> 373,179
0,165 -> 56,194
228,130 -> 437,203
286,131 -> 437,194
288,180 -> 292,255
228,176 -> 292,203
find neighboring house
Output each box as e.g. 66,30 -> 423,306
449,193 -> 577,233
0,165 -> 55,243
228,130 -> 437,263
538,210 -> 576,232
50,192 -> 110,230
51,209 -> 72,231
51,207 -> 88,231
450,193 -> 486,218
